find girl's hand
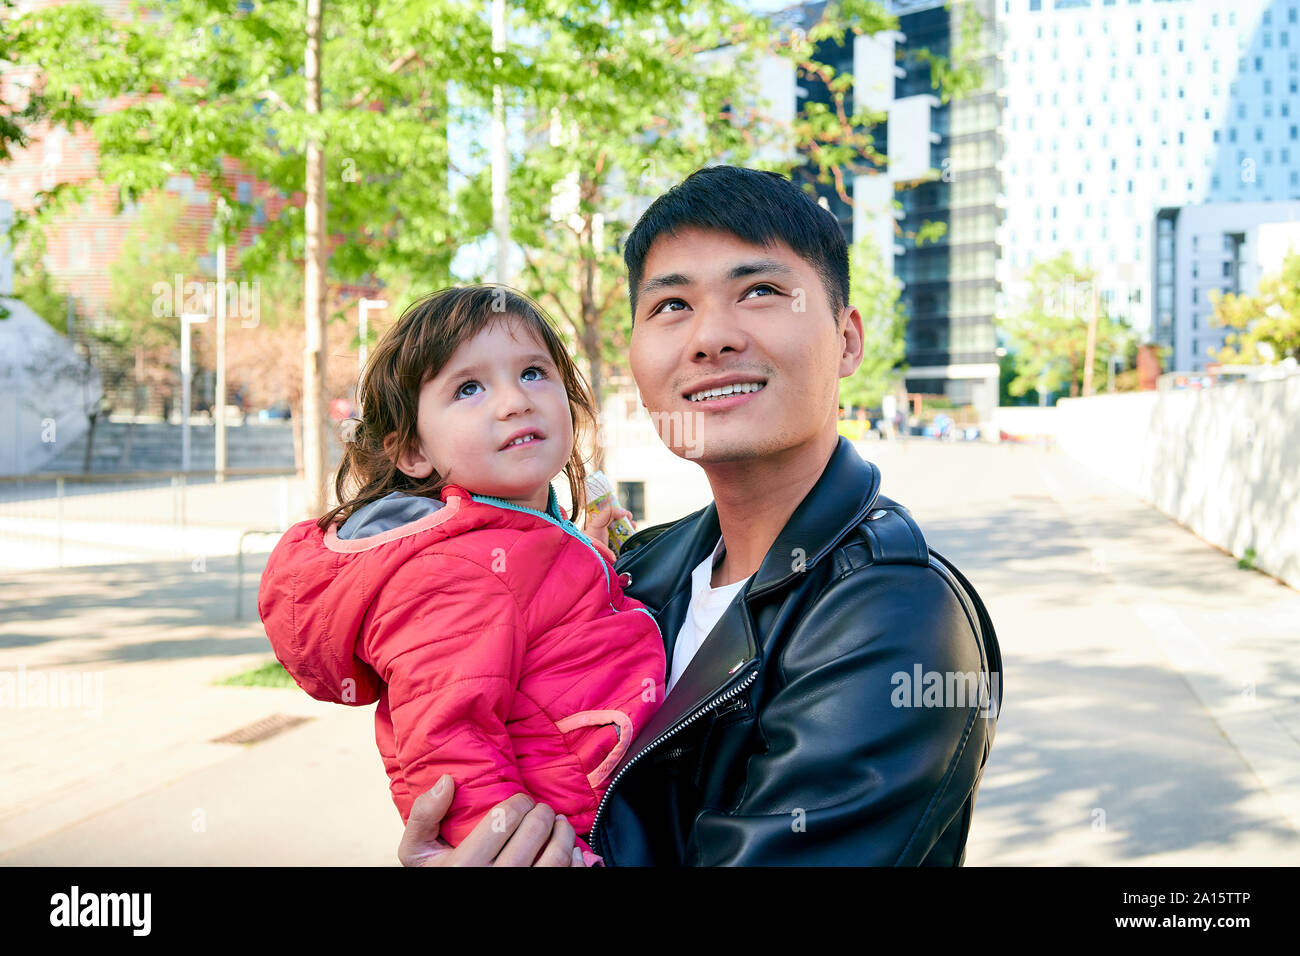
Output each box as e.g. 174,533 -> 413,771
398,775 -> 584,867
583,498 -> 635,538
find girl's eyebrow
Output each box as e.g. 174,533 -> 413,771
442,352 -> 553,383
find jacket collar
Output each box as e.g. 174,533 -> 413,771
747,435 -> 882,595
619,436 -> 882,608
606,436 -> 884,777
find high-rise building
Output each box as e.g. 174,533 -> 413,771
785,0 -> 1003,420
998,0 -> 1300,359
890,0 -> 1002,415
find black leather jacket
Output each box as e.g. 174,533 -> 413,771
590,436 -> 1002,866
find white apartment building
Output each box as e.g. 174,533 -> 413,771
1155,201 -> 1300,371
998,0 -> 1300,348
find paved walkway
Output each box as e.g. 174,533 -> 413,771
1,441 -> 1297,864
868,440 -> 1300,865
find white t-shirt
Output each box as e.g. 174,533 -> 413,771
665,536 -> 753,695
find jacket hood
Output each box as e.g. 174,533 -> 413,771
258,487 -> 473,706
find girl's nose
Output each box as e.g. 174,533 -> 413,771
497,381 -> 533,417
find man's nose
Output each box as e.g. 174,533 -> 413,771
685,305 -> 746,361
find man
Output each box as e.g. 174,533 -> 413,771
397,166 -> 1001,866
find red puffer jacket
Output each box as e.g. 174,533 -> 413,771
258,482 -> 666,852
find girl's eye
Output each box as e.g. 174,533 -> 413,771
651,298 -> 688,315
454,381 -> 482,400
744,284 -> 780,299
521,365 -> 546,382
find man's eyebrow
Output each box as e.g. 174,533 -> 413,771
728,259 -> 798,281
638,260 -> 797,303
442,352 -> 553,383
638,272 -> 692,299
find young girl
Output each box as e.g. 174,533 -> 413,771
258,286 -> 665,866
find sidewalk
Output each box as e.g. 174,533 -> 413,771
0,554 -> 402,865
864,439 -> 1300,865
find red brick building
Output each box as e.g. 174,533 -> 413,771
1,0 -> 382,416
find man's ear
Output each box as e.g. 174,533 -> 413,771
386,431 -> 434,479
837,305 -> 865,378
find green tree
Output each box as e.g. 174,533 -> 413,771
1210,250 -> 1300,364
508,0 -> 768,451
839,233 -> 905,409
3,229 -> 67,331
1001,253 -> 1137,401
10,0 -> 981,489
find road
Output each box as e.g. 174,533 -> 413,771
2,441 -> 1297,865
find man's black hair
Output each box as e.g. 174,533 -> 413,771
622,165 -> 850,321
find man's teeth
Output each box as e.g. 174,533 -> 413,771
687,382 -> 765,403
508,435 -> 538,446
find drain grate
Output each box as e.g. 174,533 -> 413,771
212,713 -> 313,745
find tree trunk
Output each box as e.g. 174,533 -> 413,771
82,411 -> 98,474
302,0 -> 329,514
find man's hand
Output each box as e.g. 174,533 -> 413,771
397,775 -> 584,867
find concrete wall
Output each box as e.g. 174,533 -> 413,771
991,406 -> 1060,441
1055,376 -> 1300,591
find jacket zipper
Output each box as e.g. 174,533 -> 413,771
469,491 -> 663,633
588,667 -> 761,847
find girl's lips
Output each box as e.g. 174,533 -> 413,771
502,436 -> 545,450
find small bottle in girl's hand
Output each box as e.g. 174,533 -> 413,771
584,471 -> 637,556
258,285 -> 666,867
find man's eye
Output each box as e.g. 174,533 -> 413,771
521,365 -> 546,382
454,381 -> 481,400
651,298 -> 688,315
744,284 -> 780,299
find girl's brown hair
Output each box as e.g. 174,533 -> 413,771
317,285 -> 598,531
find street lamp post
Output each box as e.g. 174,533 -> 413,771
180,312 -> 209,472
212,197 -> 234,482
358,298 -> 387,378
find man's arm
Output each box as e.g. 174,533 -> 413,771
690,562 -> 995,866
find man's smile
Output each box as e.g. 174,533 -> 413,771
682,375 -> 768,404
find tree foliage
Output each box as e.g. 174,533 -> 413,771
1001,252 -> 1137,401
1211,250 -> 1300,364
839,233 -> 904,409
